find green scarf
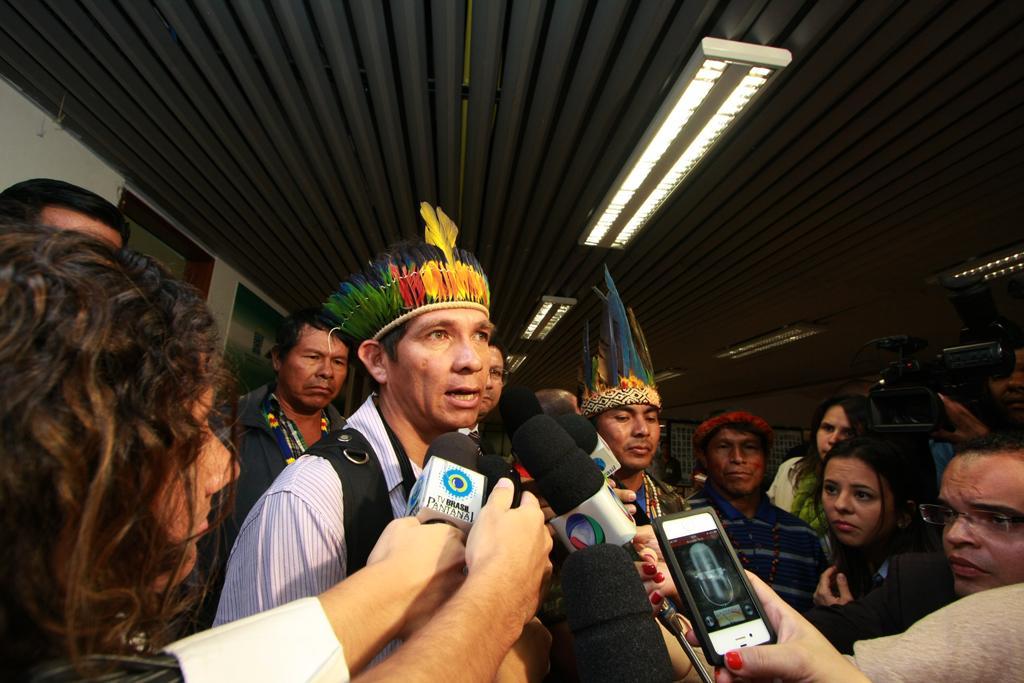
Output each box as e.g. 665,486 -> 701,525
790,470 -> 827,535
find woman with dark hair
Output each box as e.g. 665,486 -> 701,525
813,437 -> 940,606
0,226 -> 552,681
768,395 -> 867,532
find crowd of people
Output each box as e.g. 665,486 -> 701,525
1,177 -> 1023,682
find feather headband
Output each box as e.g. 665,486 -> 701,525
580,266 -> 661,417
322,203 -> 490,344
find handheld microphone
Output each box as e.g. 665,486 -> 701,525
498,385 -> 543,439
512,414 -> 635,551
554,413 -> 621,478
562,544 -> 675,682
405,432 -> 486,531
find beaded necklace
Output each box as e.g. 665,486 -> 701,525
263,394 -> 330,464
707,496 -> 781,586
642,473 -> 663,519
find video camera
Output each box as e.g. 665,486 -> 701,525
867,275 -> 1021,433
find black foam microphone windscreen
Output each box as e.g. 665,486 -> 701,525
562,544 -> 675,683
423,431 -> 480,469
498,385 -> 543,439
511,414 -> 605,515
555,413 -> 599,453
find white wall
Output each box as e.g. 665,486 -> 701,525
0,77 -> 123,201
1,76 -> 287,345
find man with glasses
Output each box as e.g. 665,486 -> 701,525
806,431 -> 1024,653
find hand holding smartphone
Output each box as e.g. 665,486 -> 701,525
653,508 -> 776,667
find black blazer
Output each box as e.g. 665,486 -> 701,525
804,552 -> 956,654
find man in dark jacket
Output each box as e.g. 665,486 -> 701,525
230,308 -> 348,546
193,308 -> 347,630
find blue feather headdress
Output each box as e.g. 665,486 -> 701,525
580,266 -> 661,417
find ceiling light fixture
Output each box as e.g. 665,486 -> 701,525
521,296 -> 577,340
715,323 -> 825,360
941,243 -> 1024,283
653,368 -> 686,383
506,354 -> 528,374
581,37 -> 791,249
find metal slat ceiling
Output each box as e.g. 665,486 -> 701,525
1,0 -> 1021,419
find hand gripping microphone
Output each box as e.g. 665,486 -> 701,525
477,453 -> 523,508
562,544 -> 674,683
405,432 -> 486,531
554,413 -> 621,478
512,414 -> 636,551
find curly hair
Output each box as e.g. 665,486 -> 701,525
0,225 -> 232,674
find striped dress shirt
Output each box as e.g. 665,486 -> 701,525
215,395 -> 420,642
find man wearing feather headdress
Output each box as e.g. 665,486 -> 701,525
581,267 -> 686,525
216,205 -> 551,675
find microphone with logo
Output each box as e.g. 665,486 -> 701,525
562,543 -> 675,682
512,413 -> 636,551
554,412 -> 621,478
405,432 -> 487,531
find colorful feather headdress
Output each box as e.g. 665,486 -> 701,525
580,266 -> 661,418
322,203 -> 490,344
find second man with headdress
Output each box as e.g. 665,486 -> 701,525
580,267 -> 687,524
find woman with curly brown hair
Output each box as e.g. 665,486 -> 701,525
0,224 -> 234,674
0,225 -> 554,682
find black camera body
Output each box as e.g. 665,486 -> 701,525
867,275 -> 1021,433
868,339 -> 1013,432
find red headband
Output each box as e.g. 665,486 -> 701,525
692,411 -> 774,453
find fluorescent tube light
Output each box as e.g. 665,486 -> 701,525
506,354 -> 528,374
944,243 -> 1024,283
715,323 -> 825,360
521,296 -> 577,340
582,38 -> 791,249
653,368 -> 685,383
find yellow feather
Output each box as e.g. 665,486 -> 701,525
420,202 -> 458,264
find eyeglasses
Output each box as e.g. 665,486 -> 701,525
488,368 -> 509,382
919,503 -> 1024,534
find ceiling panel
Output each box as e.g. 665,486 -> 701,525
1,0 -> 1021,418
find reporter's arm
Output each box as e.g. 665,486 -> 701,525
715,572 -> 869,683
494,618 -> 552,683
165,598 -> 349,683
357,479 -> 552,683
850,583 -> 1024,683
320,517 -> 466,673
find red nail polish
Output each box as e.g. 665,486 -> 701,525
642,563 -> 657,575
650,591 -> 663,605
654,572 -> 665,583
725,650 -> 743,670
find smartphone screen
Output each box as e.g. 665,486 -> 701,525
658,511 -> 773,661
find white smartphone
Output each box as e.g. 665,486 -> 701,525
654,508 -> 775,666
